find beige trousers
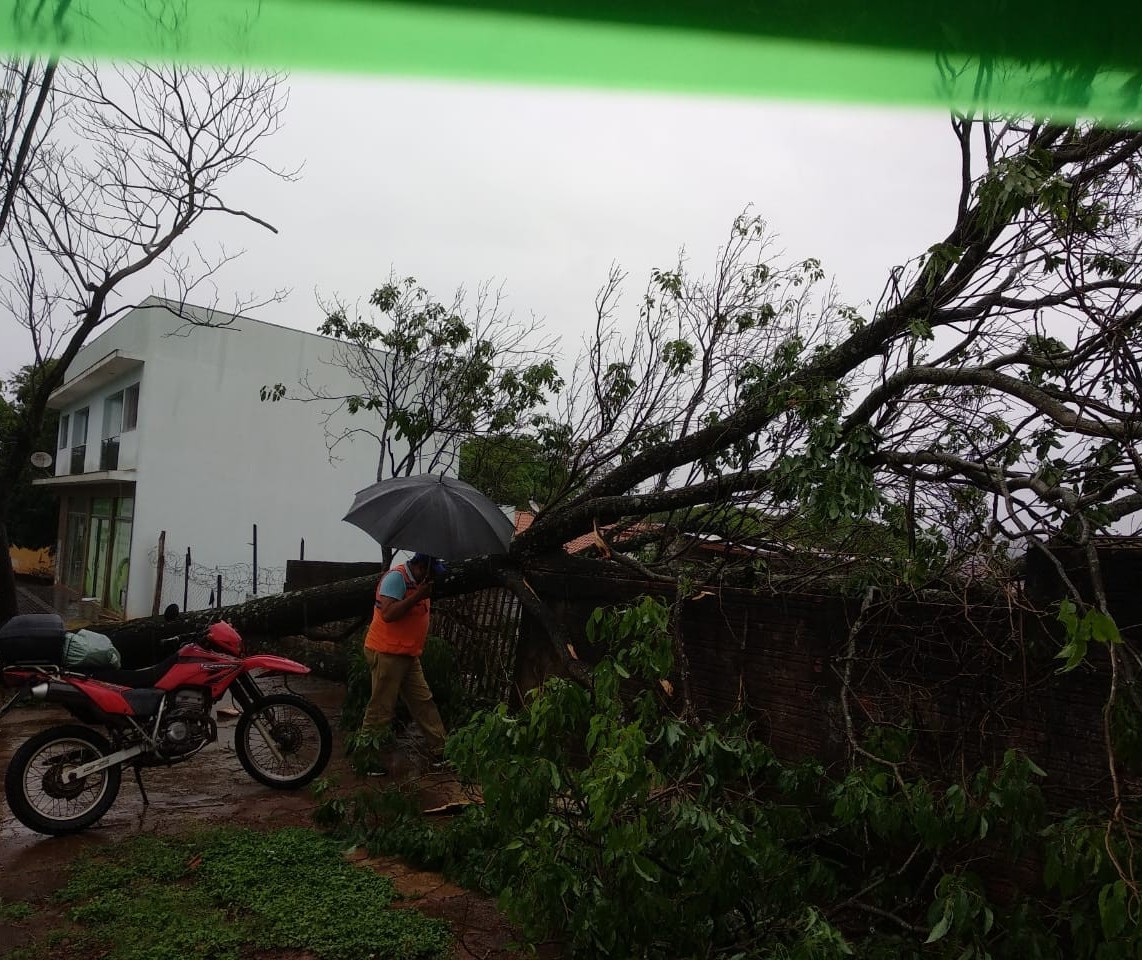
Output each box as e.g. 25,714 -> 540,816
360,648 -> 446,755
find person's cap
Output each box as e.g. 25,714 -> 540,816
410,553 -> 446,576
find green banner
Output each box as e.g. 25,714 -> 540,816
0,0 -> 1139,119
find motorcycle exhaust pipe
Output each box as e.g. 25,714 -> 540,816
29,680 -> 90,708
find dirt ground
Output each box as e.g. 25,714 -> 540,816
0,676 -> 553,959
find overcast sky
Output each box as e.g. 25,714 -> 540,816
1,70 -> 961,378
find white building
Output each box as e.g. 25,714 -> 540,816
34,297 -> 422,619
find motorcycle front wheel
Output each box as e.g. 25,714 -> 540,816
5,724 -> 122,835
234,694 -> 332,789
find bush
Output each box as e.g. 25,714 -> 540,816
328,596 -> 1142,960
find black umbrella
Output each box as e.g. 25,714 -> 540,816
342,474 -> 514,560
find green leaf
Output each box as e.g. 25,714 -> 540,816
631,856 -> 659,883
926,906 -> 953,944
1089,611 -> 1122,646
1057,598 -> 1079,635
1055,637 -> 1088,673
1099,880 -> 1127,939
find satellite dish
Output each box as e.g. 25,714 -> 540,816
29,451 -> 53,469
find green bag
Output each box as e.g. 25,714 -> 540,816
63,629 -> 122,670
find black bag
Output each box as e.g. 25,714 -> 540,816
0,614 -> 66,665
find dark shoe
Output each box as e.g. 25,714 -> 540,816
428,757 -> 451,772
362,764 -> 389,777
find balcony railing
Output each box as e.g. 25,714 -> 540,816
69,444 -> 86,474
99,437 -> 120,471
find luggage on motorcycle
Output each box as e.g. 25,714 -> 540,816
63,629 -> 121,670
0,614 -> 66,665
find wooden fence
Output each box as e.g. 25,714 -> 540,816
513,554 -> 1139,814
284,560 -> 522,701
433,588 -> 522,702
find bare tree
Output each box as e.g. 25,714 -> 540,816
0,58 -> 292,622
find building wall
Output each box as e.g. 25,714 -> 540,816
58,298 -> 424,618
9,547 -> 53,578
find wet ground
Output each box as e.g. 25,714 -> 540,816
0,676 -> 550,959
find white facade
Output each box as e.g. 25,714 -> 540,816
36,297 -> 420,619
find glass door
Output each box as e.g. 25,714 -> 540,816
83,498 -> 113,600
63,494 -> 135,611
108,498 -> 133,613
63,506 -> 88,593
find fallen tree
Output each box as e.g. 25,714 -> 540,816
110,109 -> 1142,690
104,552 -> 593,681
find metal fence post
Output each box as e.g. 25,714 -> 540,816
183,547 -> 191,612
151,530 -> 166,616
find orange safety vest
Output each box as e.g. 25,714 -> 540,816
364,563 -> 431,656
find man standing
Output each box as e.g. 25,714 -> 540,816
358,552 -> 448,772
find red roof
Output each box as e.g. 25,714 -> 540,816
513,510 -> 657,555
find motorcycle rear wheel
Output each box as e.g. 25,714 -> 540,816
5,724 -> 122,835
234,694 -> 332,789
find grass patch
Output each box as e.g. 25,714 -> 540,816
12,827 -> 450,960
0,898 -> 35,923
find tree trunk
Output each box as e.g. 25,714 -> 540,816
102,551 -> 596,682
0,417 -> 32,628
104,571 -> 395,665
104,553 -> 512,665
0,520 -> 18,625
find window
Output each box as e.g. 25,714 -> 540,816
123,383 -> 139,431
72,407 -> 88,447
101,393 -> 123,470
103,392 -> 124,438
71,407 -> 88,474
58,414 -> 69,450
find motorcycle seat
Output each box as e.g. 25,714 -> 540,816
85,653 -> 180,689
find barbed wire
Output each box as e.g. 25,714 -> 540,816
145,545 -> 287,613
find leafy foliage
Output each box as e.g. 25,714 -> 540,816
321,598 -> 1142,960
266,274 -> 561,484
0,897 -> 34,923
1054,598 -> 1122,673
0,363 -> 60,550
458,434 -> 576,509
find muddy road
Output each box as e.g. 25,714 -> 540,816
0,676 -> 546,959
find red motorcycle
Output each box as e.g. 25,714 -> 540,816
0,614 -> 333,836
